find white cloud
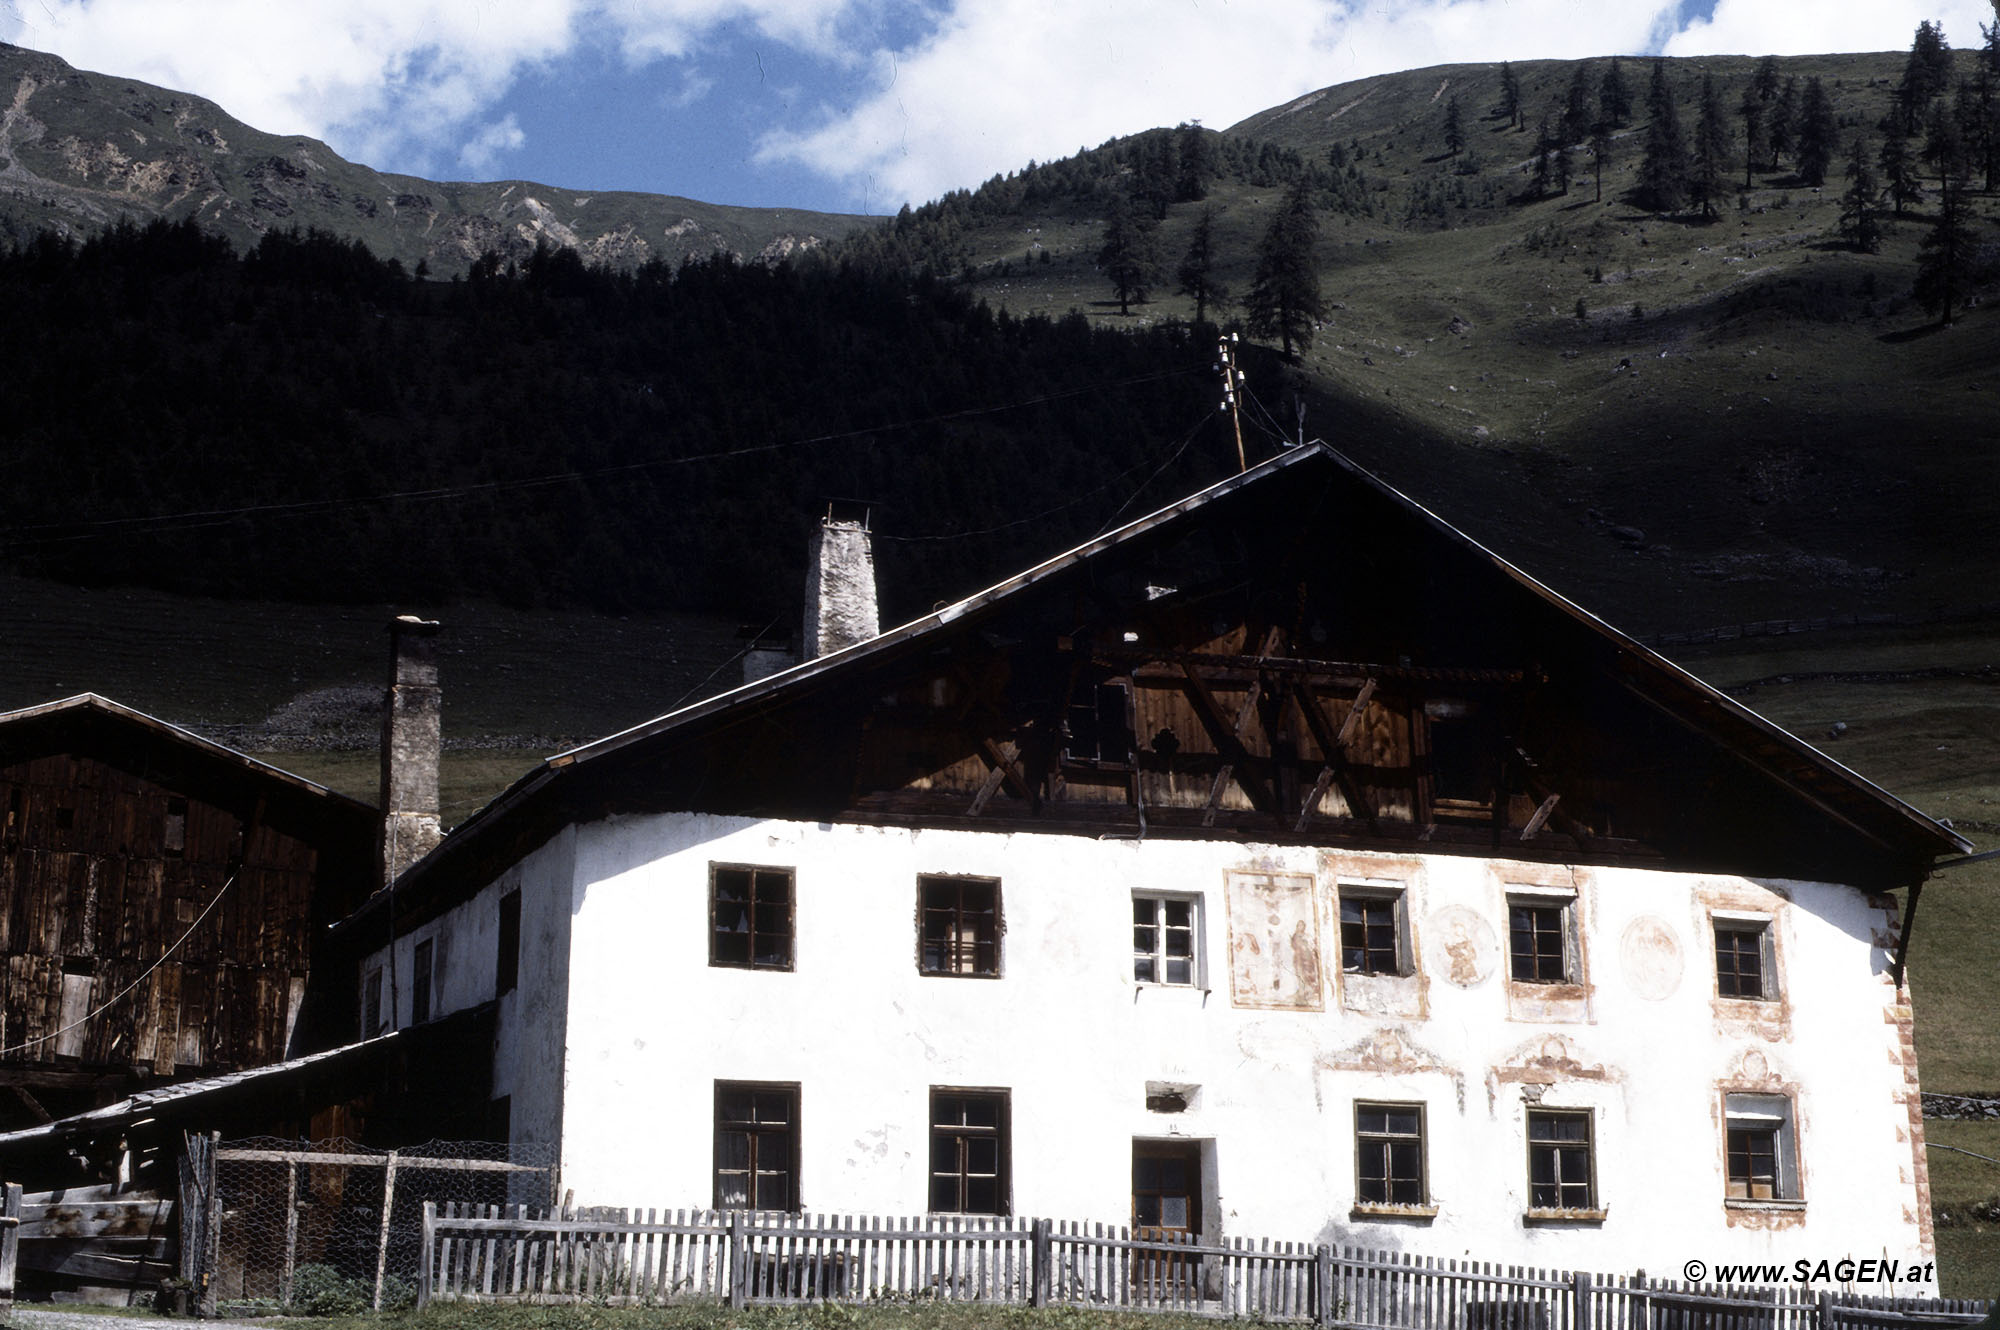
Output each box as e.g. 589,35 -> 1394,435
758,0 -> 1681,208
459,113 -> 528,173
0,0 -> 868,175
1663,0 -> 1994,59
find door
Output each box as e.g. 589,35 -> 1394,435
1132,1140 -> 1202,1302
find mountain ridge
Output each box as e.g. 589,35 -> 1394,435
0,42 -> 871,268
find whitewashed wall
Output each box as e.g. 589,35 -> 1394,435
535,814 -> 1927,1284
359,826 -> 577,1161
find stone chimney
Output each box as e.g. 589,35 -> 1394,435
379,615 -> 442,889
801,511 -> 879,661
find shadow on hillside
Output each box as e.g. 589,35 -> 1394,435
1879,321 -> 1954,344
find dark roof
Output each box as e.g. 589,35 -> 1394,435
338,444 -> 1968,938
0,692 -> 374,811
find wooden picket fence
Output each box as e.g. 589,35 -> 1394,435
418,1204 -> 1992,1329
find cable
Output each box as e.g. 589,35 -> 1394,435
1094,414 -> 1213,536
0,872 -> 238,1057
0,367 -> 1200,550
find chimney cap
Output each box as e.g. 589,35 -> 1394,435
819,497 -> 879,529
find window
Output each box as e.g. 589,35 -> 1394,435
1714,919 -> 1775,1000
1339,889 -> 1407,976
1424,698 -> 1498,816
163,796 -> 188,859
496,889 -> 521,996
1527,1110 -> 1596,1212
1508,896 -> 1574,984
919,875 -> 1001,976
363,967 -> 384,1036
1355,1103 -> 1427,1206
412,938 -> 433,1024
1065,680 -> 1134,764
930,1089 -> 1009,1214
715,1082 -> 800,1211
1133,895 -> 1198,985
1724,1093 -> 1800,1202
711,865 -> 794,970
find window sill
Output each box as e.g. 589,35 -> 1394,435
1524,1207 -> 1608,1225
1725,1197 -> 1805,1211
1350,1203 -> 1438,1221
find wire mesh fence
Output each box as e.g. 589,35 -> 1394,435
204,1136 -> 556,1312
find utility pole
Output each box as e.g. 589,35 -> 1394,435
1217,333 -> 1247,472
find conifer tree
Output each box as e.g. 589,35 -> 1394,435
1498,62 -> 1523,131
1589,117 -> 1616,203
1637,61 -> 1690,212
1914,171 -> 1978,323
1839,135 -> 1883,253
1176,207 -> 1228,325
1600,57 -> 1634,128
1879,127 -> 1923,213
1795,77 -> 1837,186
1097,193 -> 1160,315
1531,114 -> 1556,197
1691,70 -> 1731,217
1769,76 -> 1799,169
1244,177 -> 1326,360
1898,20 -> 1955,131
1561,64 -> 1595,144
1174,121 -> 1218,202
1739,81 -> 1768,186
1443,96 -> 1467,156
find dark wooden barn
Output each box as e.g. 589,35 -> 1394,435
0,694 -> 377,1136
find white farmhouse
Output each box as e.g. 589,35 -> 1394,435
338,445 -> 1966,1280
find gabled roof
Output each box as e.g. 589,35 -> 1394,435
339,444 -> 1967,937
0,692 -> 375,838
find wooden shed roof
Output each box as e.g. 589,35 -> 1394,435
338,444 -> 1968,937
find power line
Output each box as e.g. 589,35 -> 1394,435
0,367 -> 1199,551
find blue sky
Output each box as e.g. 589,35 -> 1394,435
2,0 -> 1989,216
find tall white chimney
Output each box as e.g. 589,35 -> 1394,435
379,615 -> 442,889
801,513 -> 879,661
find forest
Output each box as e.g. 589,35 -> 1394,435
0,218 -> 1235,623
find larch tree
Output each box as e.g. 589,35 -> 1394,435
1739,80 -> 1768,187
1600,57 -> 1634,128
1097,193 -> 1161,315
1561,64 -> 1595,144
1637,60 -> 1690,212
1795,77 -> 1837,186
1690,70 -> 1731,218
1913,171 -> 1979,323
1243,177 -> 1327,361
1498,62 -> 1523,130
1880,127 -> 1923,213
1176,207 -> 1229,325
1590,117 -> 1616,202
1443,96 -> 1467,156
1839,135 -> 1883,253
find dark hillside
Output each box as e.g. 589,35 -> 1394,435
0,220 -> 1230,622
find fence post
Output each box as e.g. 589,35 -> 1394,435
282,1158 -> 299,1308
1031,1219 -> 1051,1307
201,1131 -> 222,1318
374,1149 -> 401,1311
1576,1270 -> 1594,1330
727,1213 -> 746,1310
1817,1290 -> 1833,1330
419,1201 -> 436,1310
0,1182 -> 21,1313
1316,1245 -> 1335,1328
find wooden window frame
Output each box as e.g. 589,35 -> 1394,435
363,966 -> 384,1036
1507,894 -> 1576,985
1713,917 -> 1776,1001
710,864 -> 796,972
929,1087 -> 1011,1215
1525,1108 -> 1598,1215
714,1081 -> 801,1212
918,874 -> 1003,978
1133,892 -> 1201,987
1724,1092 -> 1801,1204
496,888 -> 522,997
1338,886 -> 1409,977
1354,1101 -> 1430,1211
411,938 -> 434,1024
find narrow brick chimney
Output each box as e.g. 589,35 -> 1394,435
379,615 -> 442,889
801,511 -> 879,661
